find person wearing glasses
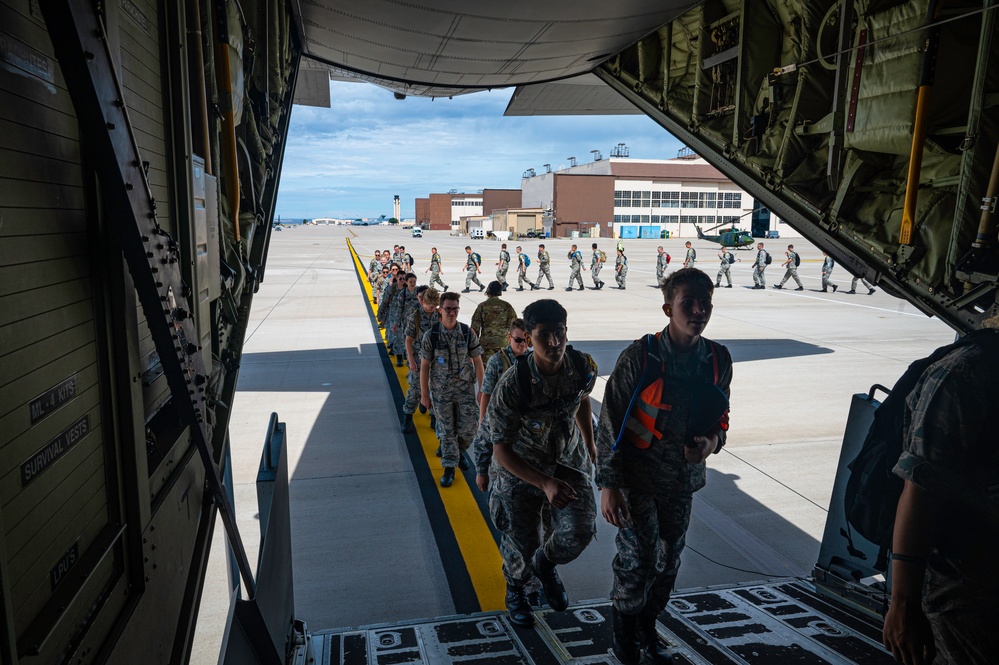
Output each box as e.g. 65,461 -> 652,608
484,300 -> 598,627
420,292 -> 484,488
472,318 -> 531,491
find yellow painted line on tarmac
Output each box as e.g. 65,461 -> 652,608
346,238 -> 506,611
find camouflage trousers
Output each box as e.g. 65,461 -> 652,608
465,268 -> 483,289
392,326 -> 408,356
778,266 -> 803,288
851,276 -> 873,290
431,381 -> 478,468
518,268 -> 531,289
567,268 -> 584,289
924,566 -> 999,665
535,265 -> 553,289
821,270 -> 834,290
403,366 -> 423,415
489,466 -> 596,586
753,266 -> 766,287
716,264 -> 731,286
616,267 -> 628,288
611,489 -> 692,615
429,269 -> 447,290
497,266 -> 508,285
591,264 -> 602,286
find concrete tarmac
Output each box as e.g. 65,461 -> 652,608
191,226 -> 954,662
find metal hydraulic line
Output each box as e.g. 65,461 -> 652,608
38,0 -> 257,597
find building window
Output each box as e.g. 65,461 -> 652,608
661,191 -> 679,208
614,214 -> 623,223
680,192 -> 699,208
699,192 -> 717,208
719,192 -> 742,209
719,215 -> 739,225
700,215 -> 716,225
680,215 -> 698,224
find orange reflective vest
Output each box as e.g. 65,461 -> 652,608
616,332 -> 729,451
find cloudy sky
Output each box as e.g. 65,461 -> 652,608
274,80 -> 685,220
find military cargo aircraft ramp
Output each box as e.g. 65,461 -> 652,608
189,226 -> 955,663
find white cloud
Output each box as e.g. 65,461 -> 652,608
274,81 -> 683,218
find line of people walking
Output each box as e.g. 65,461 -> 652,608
369,249 -> 731,664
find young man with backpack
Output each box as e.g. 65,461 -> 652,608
535,244 -> 554,290
875,325 -> 999,665
420,292 -> 485,487
401,286 -> 440,433
485,299 -> 598,627
683,241 -> 696,268
591,243 -> 606,289
462,246 -> 485,293
496,244 -> 511,291
426,247 -> 448,292
752,242 -> 769,289
656,246 -> 671,286
716,247 -> 735,288
596,268 -> 732,665
566,244 -> 585,291
516,246 -> 536,291
472,318 -> 531,491
821,252 -> 838,292
774,244 -> 803,290
615,248 -> 629,289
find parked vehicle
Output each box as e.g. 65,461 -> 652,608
411,227 -> 423,238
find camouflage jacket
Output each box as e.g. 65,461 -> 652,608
894,342 -> 999,596
471,297 -> 518,352
538,250 -> 550,267
498,250 -> 510,267
392,287 -> 418,329
487,350 -> 598,477
822,256 -> 834,274
421,322 -> 483,384
684,248 -> 696,265
755,249 -> 768,268
568,250 -> 583,269
591,250 -> 603,269
482,345 -> 517,396
719,251 -> 733,268
616,255 -> 628,271
657,253 -> 669,275
430,252 -> 442,270
517,253 -> 528,272
405,307 -> 440,359
596,327 -> 732,494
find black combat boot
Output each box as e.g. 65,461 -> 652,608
531,550 -> 568,611
461,288 -> 470,293
505,584 -> 535,627
396,356 -> 404,366
612,608 -> 642,665
479,284 -> 485,291
401,413 -> 414,433
440,468 -> 455,487
638,604 -> 673,664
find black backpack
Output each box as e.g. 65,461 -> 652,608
429,321 -> 473,351
727,253 -> 736,265
844,329 -> 999,570
793,252 -> 800,267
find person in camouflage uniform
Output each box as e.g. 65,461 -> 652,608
683,241 -> 696,268
496,244 -> 511,290
401,286 -> 440,433
591,243 -> 605,289
420,292 -> 484,487
565,244 -> 585,291
535,244 -> 554,290
515,246 -> 536,291
471,282 -> 518,366
882,325 -> 999,665
848,273 -> 876,295
752,242 -> 768,289
596,268 -> 732,665
392,245 -> 404,266
615,249 -> 628,289
368,250 -> 382,283
472,318 -> 530,491
462,246 -> 485,292
377,268 -> 402,328
426,246 -> 448,291
774,244 -> 804,290
372,265 -> 390,304
820,252 -> 838,292
716,247 -> 734,288
391,273 -> 419,364
656,246 -> 670,286
486,299 -> 598,627
399,245 -> 413,272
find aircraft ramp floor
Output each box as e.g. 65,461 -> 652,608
310,580 -> 893,665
